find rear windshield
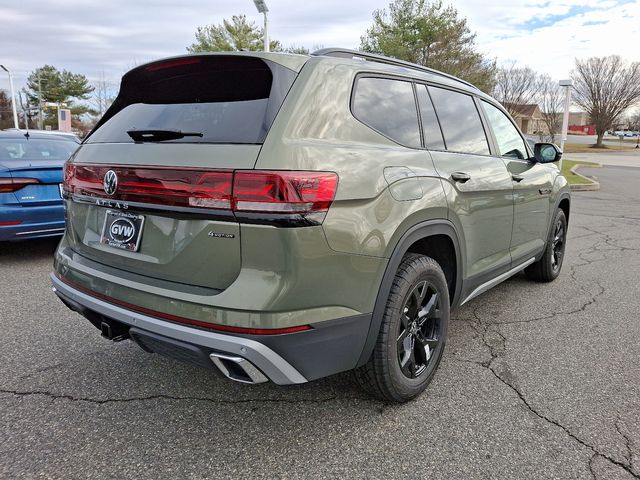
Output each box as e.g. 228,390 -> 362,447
86,56 -> 297,145
0,138 -> 78,161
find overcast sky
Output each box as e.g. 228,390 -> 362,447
1,0 -> 639,95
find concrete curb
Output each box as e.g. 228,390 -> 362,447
570,163 -> 601,191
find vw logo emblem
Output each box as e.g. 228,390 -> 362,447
103,170 -> 118,195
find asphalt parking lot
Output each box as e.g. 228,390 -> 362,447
1,165 -> 639,479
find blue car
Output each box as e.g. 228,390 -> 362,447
0,130 -> 79,241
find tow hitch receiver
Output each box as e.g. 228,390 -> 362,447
100,320 -> 130,342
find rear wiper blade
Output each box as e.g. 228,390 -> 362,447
126,129 -> 203,142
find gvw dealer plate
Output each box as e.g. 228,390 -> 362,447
100,209 -> 145,252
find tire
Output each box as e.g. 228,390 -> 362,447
525,209 -> 567,282
354,253 -> 450,403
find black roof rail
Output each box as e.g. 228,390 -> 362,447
311,47 -> 479,91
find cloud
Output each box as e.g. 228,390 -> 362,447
0,0 -> 638,95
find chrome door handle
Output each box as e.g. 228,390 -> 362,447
511,174 -> 524,182
451,172 -> 471,183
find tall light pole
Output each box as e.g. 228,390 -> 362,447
253,0 -> 269,52
558,79 -> 573,173
559,79 -> 573,154
0,65 -> 20,129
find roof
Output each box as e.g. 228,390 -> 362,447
312,48 -> 480,91
505,104 -> 541,117
309,52 -> 490,101
0,129 -> 80,143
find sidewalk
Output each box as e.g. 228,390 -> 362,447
565,149 -> 640,168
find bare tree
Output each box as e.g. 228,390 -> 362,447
537,75 -> 563,143
90,72 -> 116,120
572,55 -> 640,147
493,61 -> 540,118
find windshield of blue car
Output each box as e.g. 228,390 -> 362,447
0,138 -> 79,162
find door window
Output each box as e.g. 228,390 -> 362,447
428,86 -> 489,155
482,101 -> 529,160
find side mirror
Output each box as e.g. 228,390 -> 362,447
534,143 -> 562,163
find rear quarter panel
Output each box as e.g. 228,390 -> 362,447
256,57 -> 449,259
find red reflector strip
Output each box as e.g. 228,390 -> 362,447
56,273 -> 312,336
0,220 -> 22,226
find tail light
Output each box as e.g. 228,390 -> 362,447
234,171 -> 338,214
0,177 -> 40,193
64,164 -> 233,209
64,164 -> 338,224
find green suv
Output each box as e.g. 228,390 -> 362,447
52,49 -> 570,402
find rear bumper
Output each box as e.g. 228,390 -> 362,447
0,204 -> 65,240
51,273 -> 372,384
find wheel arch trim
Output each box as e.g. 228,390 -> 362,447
356,219 -> 463,367
545,191 -> 571,247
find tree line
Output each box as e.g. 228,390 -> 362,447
4,0 -> 639,145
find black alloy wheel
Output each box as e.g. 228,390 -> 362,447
354,254 -> 450,402
397,281 -> 442,379
551,218 -> 565,272
525,208 -> 568,282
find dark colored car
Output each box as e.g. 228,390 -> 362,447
0,130 -> 79,241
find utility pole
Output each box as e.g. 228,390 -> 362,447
0,65 -> 19,129
253,0 -> 269,52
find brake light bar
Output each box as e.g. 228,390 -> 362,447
64,164 -> 339,219
0,177 -> 40,193
64,163 -> 233,209
145,57 -> 201,71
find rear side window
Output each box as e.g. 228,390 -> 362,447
428,86 -> 489,155
415,85 -> 445,150
86,56 -> 297,145
352,77 -> 421,148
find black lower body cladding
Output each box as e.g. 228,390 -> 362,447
52,273 -> 373,384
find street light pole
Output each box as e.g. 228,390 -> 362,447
253,0 -> 269,52
558,79 -> 572,171
0,65 -> 20,129
263,11 -> 269,52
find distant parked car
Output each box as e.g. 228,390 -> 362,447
3,128 -> 81,143
0,130 -> 79,241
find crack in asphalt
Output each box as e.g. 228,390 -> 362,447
493,281 -> 605,326
616,416 -> 637,475
486,366 -> 640,479
589,454 -> 598,480
577,225 -> 640,252
459,248 -> 640,480
0,388 -> 370,408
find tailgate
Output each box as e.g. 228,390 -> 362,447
63,54 -> 301,291
65,143 -> 260,291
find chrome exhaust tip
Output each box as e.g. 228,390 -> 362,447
209,353 -> 268,384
